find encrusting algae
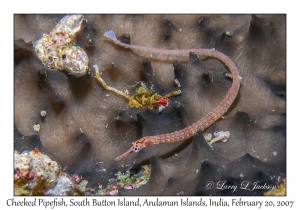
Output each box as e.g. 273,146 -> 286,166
14,147 -> 149,196
264,177 -> 286,196
14,148 -> 88,196
97,165 -> 151,196
33,14 -> 89,76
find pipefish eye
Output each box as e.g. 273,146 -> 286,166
131,143 -> 139,152
134,146 -> 140,152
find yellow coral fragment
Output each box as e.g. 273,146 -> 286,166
94,64 -> 181,111
264,178 -> 286,196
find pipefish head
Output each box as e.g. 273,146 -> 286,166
131,141 -> 143,153
132,137 -> 153,152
